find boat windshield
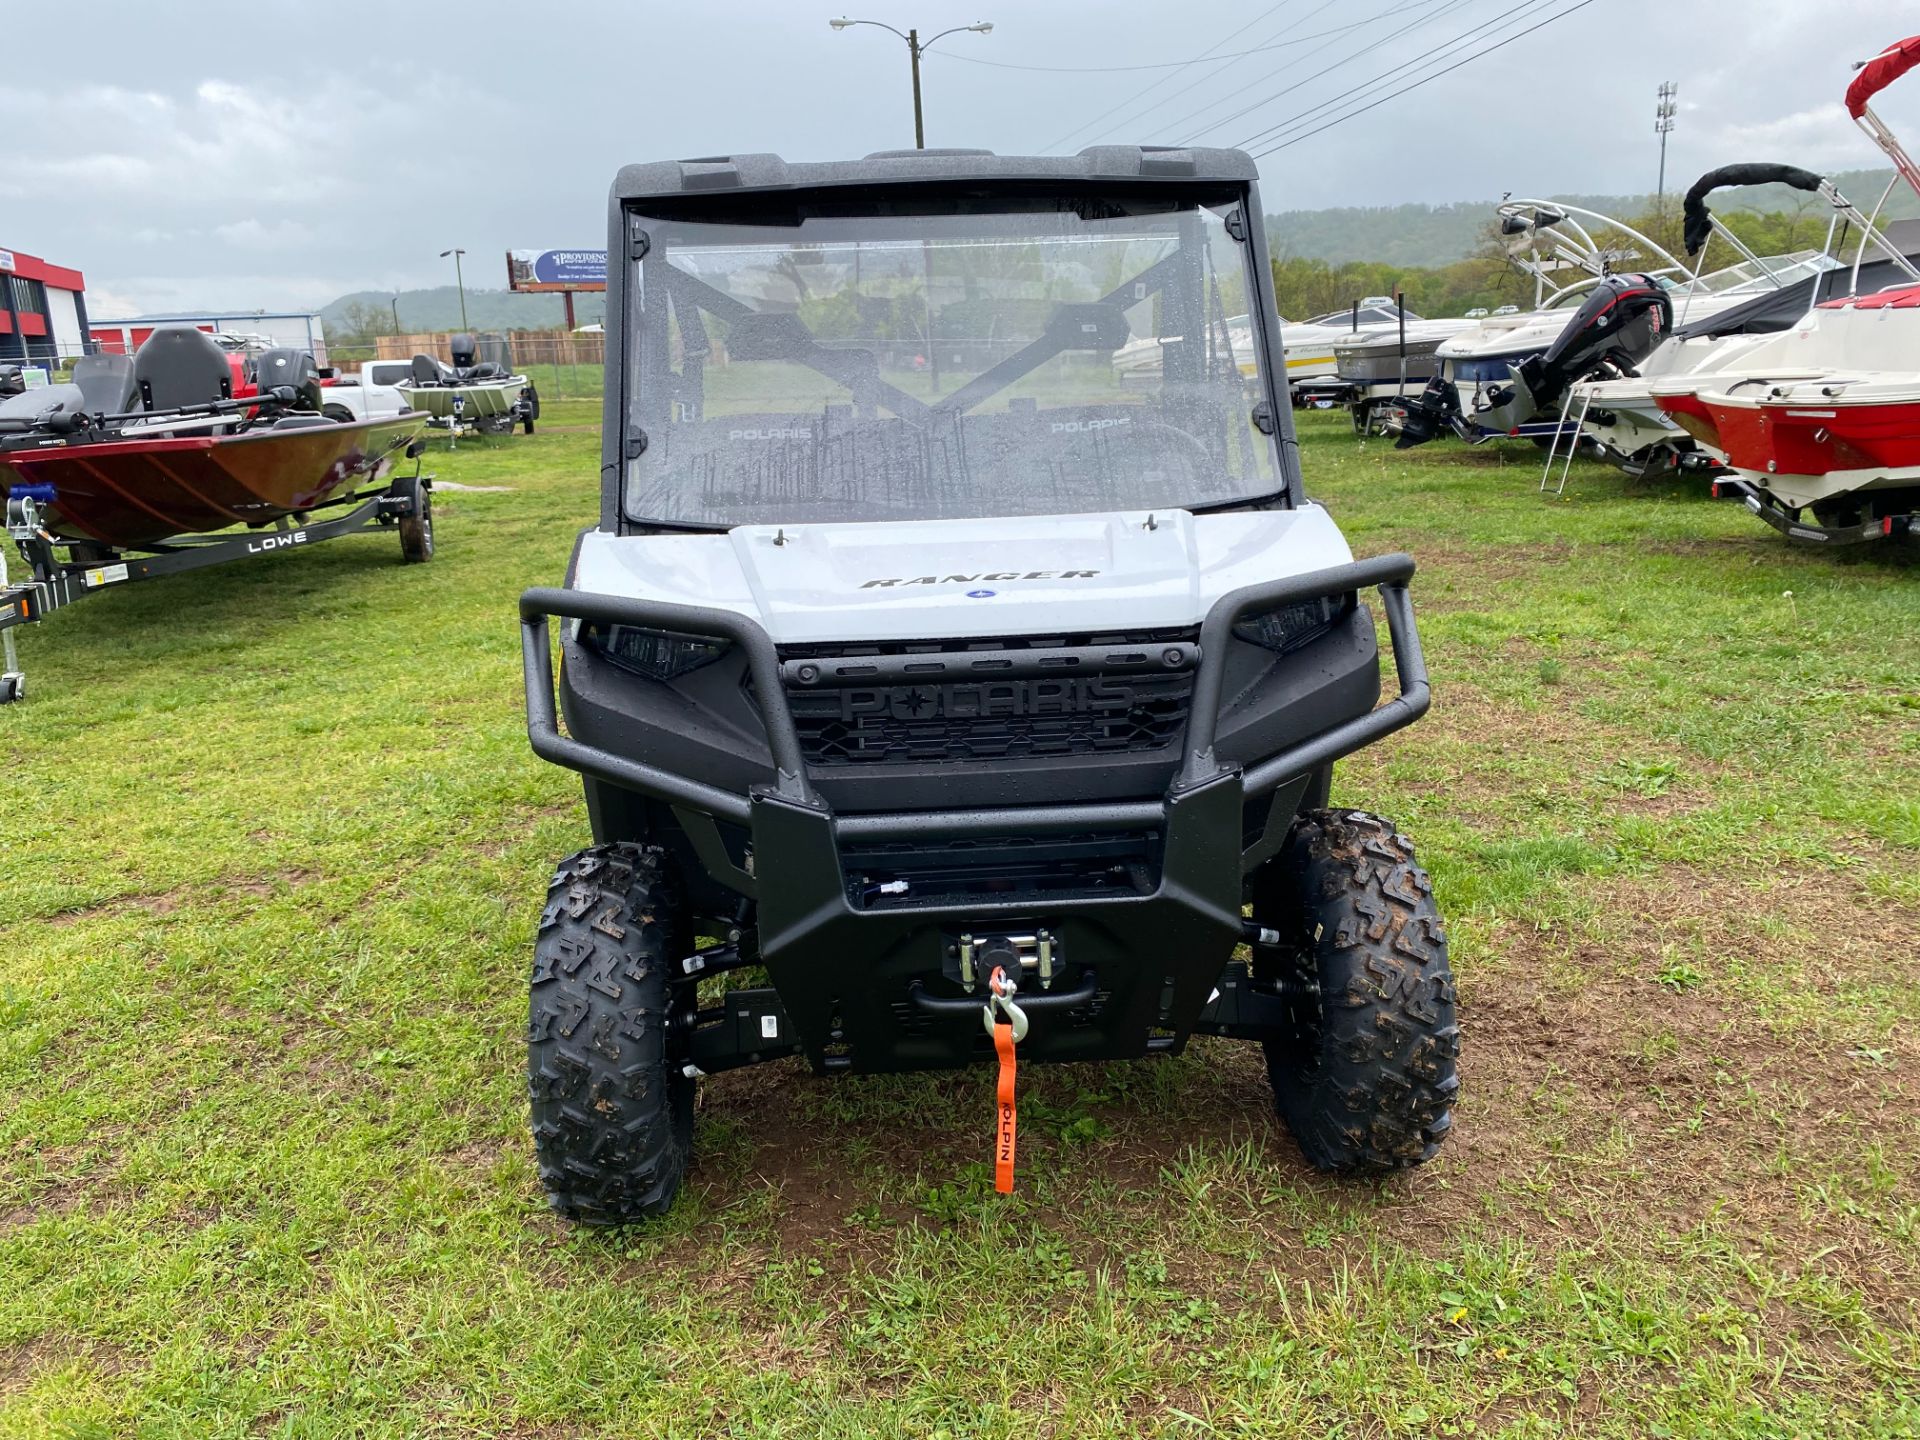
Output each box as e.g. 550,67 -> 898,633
1684,249 -> 1839,294
619,190 -> 1282,527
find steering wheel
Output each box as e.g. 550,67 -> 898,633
1129,419 -> 1216,475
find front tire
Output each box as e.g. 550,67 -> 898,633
1251,809 -> 1459,1171
528,843 -> 695,1223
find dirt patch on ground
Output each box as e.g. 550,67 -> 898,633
44,887 -> 187,929
224,867 -> 318,900
1402,862 -> 1920,1309
0,1336 -> 127,1399
664,860 -> 1920,1328
1403,540 -> 1576,593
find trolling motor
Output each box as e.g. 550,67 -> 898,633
1396,273 -> 1672,447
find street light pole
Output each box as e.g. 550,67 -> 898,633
908,28 -> 925,150
1654,81 -> 1678,208
439,247 -> 470,332
830,17 -> 993,149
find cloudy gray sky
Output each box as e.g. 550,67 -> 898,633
3,0 -> 1913,317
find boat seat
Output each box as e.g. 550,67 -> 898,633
71,353 -> 138,414
270,413 -> 337,430
410,353 -> 451,386
134,326 -> 233,410
0,383 -> 87,423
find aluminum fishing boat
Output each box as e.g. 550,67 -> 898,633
396,331 -> 539,436
0,326 -> 435,701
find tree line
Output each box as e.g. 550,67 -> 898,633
1269,201 -> 1866,321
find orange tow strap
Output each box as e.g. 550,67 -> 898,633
993,1016 -> 1018,1193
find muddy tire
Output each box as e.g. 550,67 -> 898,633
397,478 -> 432,564
528,843 -> 695,1224
1251,809 -> 1458,1171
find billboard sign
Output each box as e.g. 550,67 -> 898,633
506,249 -> 608,292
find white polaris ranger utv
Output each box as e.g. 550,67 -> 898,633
519,147 -> 1458,1222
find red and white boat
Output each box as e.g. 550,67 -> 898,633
1652,34 -> 1920,543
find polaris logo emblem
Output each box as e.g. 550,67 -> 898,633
729,427 -> 812,441
862,570 -> 1099,588
1049,417 -> 1130,434
841,678 -> 1136,721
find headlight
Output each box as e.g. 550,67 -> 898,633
581,622 -> 730,681
1231,594 -> 1352,655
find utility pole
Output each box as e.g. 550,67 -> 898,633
1655,81 -> 1678,207
439,248 -> 470,332
829,17 -> 994,149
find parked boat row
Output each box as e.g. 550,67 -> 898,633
1327,30 -> 1920,547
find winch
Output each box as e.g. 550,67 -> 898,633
954,929 -> 1060,990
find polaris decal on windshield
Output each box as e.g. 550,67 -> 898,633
728,427 -> 813,441
861,570 -> 1100,589
1049,417 -> 1131,434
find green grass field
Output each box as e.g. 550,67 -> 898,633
3,406 -> 1918,1437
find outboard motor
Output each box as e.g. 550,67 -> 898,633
254,348 -> 324,411
1393,375 -> 1465,448
449,332 -> 479,376
1396,274 -> 1671,448
0,365 -> 22,399
1478,273 -> 1672,433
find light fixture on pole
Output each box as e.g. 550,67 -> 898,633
439,248 -> 470,332
829,17 -> 993,149
1654,81 -> 1678,206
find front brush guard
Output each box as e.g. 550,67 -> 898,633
520,553 -> 1432,1069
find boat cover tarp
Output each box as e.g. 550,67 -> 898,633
1682,164 -> 1823,256
1848,35 -> 1920,117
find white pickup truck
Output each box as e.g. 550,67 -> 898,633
317,360 -> 415,422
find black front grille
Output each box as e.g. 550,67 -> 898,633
780,629 -> 1196,767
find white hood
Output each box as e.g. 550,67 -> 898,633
572,507 -> 1355,644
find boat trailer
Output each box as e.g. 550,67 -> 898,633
0,457 -> 433,705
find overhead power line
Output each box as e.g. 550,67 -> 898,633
1170,0 -> 1480,146
1070,0 -> 1337,147
1251,0 -> 1600,155
929,16 -> 1369,73
1229,0 -> 1556,151
1041,2 -> 1290,152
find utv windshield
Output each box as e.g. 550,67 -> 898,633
620,187 -> 1282,527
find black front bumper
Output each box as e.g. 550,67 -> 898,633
519,553 -> 1430,1072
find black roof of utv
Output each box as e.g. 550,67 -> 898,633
608,146 -> 1259,203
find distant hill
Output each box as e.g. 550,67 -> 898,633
1267,167 -> 1920,267
323,166 -> 1920,333
322,285 -> 606,338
